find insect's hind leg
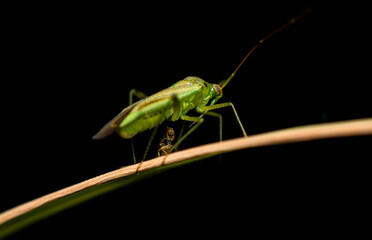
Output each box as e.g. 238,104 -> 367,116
129,89 -> 147,104
128,89 -> 148,165
135,126 -> 159,174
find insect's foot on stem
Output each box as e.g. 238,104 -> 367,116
161,154 -> 168,167
135,160 -> 144,175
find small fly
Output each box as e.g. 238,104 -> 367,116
157,126 -> 177,157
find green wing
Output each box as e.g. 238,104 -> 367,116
93,78 -> 201,140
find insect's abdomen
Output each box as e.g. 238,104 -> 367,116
117,101 -> 173,138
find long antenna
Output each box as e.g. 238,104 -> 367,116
220,8 -> 311,89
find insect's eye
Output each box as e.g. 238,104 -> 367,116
213,84 -> 222,96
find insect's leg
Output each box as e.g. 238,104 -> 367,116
142,126 -> 159,161
178,121 -> 185,141
131,139 -> 136,164
158,146 -> 169,157
204,111 -> 223,142
172,116 -> 204,154
129,89 -> 148,104
175,121 -> 186,151
203,111 -> 223,162
135,126 -> 159,174
198,102 -> 247,137
158,146 -> 164,157
129,89 -> 148,164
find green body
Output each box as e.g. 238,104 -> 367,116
93,10 -> 307,165
92,76 -> 222,140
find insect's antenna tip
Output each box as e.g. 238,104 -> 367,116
221,9 -> 310,90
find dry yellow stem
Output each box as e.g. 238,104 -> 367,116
1,118 -> 371,227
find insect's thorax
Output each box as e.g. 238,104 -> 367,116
171,76 -> 215,112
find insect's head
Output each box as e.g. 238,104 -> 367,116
209,83 -> 223,105
166,127 -> 175,141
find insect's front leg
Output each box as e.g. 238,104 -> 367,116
198,102 -> 247,137
204,111 -> 222,142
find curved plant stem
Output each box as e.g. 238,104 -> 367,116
0,118 -> 371,238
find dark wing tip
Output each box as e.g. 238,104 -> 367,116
92,102 -> 138,140
92,128 -> 114,140
92,121 -> 117,140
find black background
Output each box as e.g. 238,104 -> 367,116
2,2 -> 371,238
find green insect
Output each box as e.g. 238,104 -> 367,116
93,73 -> 243,164
93,10 -> 309,166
